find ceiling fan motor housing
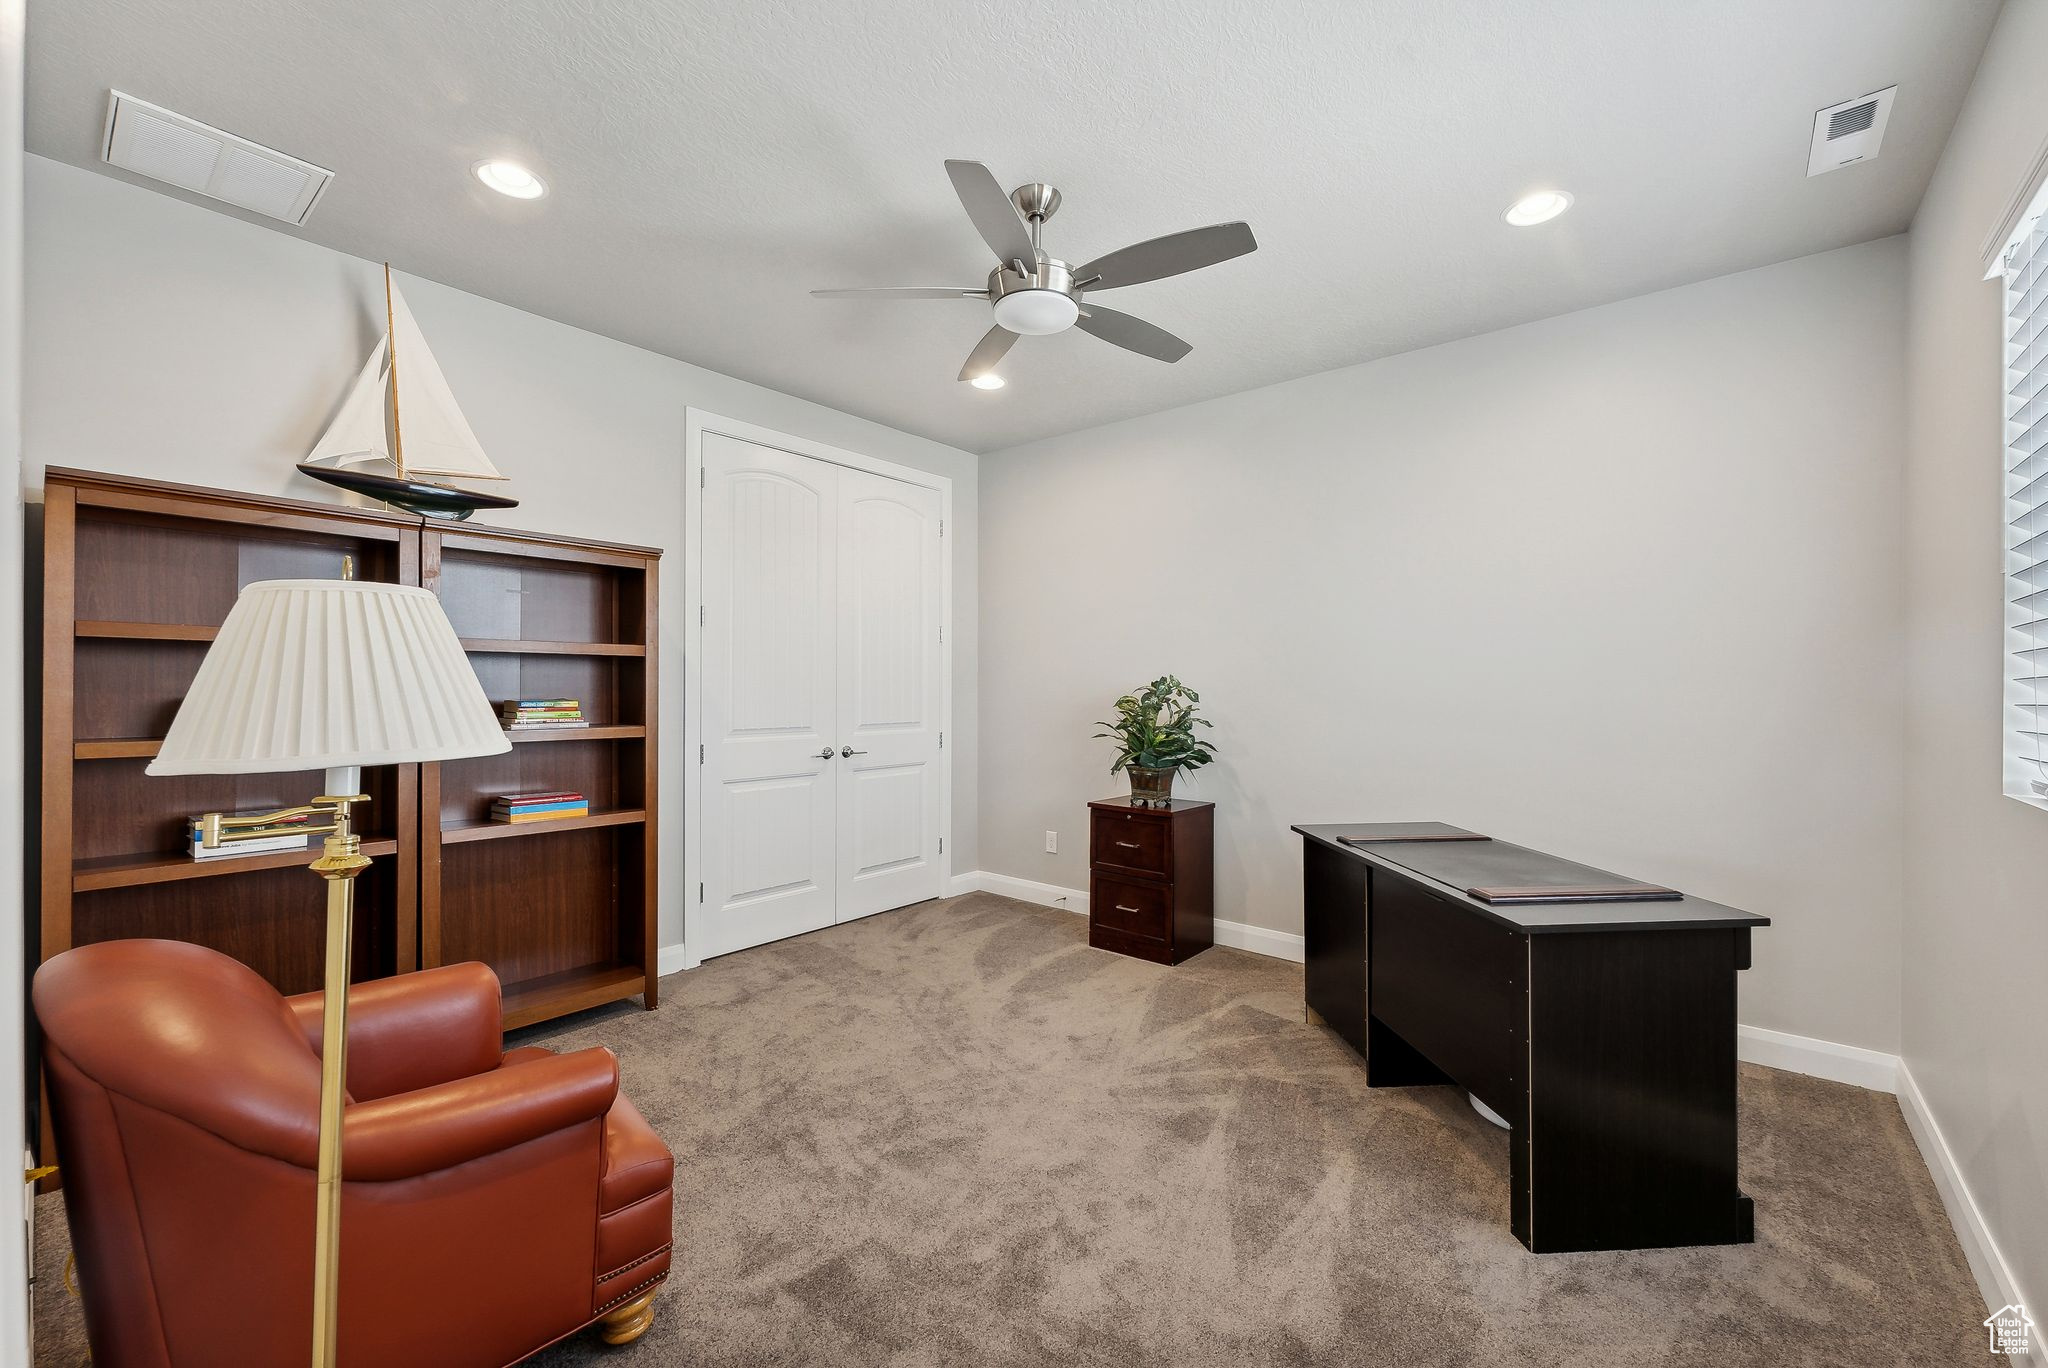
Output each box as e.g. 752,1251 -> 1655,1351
988,257 -> 1080,335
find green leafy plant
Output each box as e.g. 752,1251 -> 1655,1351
1094,676 -> 1216,775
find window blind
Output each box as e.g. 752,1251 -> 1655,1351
2007,214 -> 2048,802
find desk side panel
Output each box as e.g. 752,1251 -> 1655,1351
1302,837 -> 1368,1056
1526,927 -> 1750,1252
1368,874 -> 1524,1115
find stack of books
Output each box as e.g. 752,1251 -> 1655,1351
491,791 -> 590,824
189,811 -> 312,861
501,698 -> 589,731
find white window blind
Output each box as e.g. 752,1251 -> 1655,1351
2006,213 -> 2048,804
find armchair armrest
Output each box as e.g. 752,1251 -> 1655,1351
342,1046 -> 619,1181
286,963 -> 503,1101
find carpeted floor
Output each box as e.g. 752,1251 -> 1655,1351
34,891 -> 1986,1366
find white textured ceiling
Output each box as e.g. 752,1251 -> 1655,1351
27,0 -> 2001,453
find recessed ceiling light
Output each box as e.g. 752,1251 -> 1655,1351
473,159 -> 546,199
969,373 -> 1005,390
1515,189 -> 1572,227
1504,189 -> 1572,226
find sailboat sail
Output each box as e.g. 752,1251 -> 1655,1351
304,336 -> 393,468
300,273 -> 505,483
388,284 -> 505,481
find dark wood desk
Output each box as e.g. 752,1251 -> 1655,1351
1293,823 -> 1769,1253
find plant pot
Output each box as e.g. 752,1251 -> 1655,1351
1128,765 -> 1179,804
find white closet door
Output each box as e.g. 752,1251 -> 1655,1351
834,467 -> 944,920
700,432 -> 839,958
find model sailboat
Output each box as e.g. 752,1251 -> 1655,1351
297,265 -> 519,521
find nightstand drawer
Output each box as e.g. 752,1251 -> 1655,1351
1091,872 -> 1170,942
1091,807 -> 1169,876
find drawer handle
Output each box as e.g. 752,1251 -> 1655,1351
1114,840 -> 1140,849
1114,904 -> 1141,914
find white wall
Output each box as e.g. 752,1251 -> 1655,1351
21,154 -> 981,956
1,0 -> 26,1362
1902,0 -> 2048,1326
979,237 -> 1909,1053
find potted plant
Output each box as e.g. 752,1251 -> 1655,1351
1094,675 -> 1216,803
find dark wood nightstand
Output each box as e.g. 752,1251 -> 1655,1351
1087,796 -> 1214,964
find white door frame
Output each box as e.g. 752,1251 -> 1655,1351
682,409 -> 954,968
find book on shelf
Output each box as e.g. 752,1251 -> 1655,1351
187,812 -> 312,861
491,790 -> 590,824
501,697 -> 590,731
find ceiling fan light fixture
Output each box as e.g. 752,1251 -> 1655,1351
991,289 -> 1079,336
1504,189 -> 1572,226
473,159 -> 546,199
968,373 -> 1005,390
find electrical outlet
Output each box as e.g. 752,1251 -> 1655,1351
1044,830 -> 1058,854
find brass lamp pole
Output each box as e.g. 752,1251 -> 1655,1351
198,787 -> 370,1366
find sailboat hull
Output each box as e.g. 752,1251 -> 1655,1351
297,463 -> 519,521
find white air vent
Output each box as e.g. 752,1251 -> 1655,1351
1807,86 -> 1897,177
101,91 -> 333,225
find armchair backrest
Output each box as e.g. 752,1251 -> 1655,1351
34,939 -> 329,1367
37,939 -> 326,1167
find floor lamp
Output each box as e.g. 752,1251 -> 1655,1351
147,576 -> 510,1367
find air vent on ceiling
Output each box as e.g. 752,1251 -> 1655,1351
100,91 -> 333,225
1807,86 -> 1896,177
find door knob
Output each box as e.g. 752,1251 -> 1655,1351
815,748 -> 836,760
840,746 -> 868,757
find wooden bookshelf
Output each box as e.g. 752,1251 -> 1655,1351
32,469 -> 666,1180
33,470 -> 425,1184
38,469 -> 421,990
420,524 -> 661,1027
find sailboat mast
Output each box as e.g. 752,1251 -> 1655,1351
384,263 -> 406,479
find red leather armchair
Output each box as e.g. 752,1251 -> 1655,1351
34,939 -> 674,1367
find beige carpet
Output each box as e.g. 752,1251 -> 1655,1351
34,892 -> 1986,1366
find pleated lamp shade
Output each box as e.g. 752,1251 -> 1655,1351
147,579 -> 512,775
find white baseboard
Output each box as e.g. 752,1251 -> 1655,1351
1897,1062 -> 2043,1366
657,942 -> 689,977
962,870 -> 1087,912
1736,1024 -> 1900,1093
1211,918 -> 1306,962
952,871 -> 1306,962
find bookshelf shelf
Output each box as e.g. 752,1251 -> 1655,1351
462,638 -> 646,657
74,738 -> 163,760
441,808 -> 647,845
77,620 -> 219,642
502,962 -> 647,1032
74,838 -> 403,892
504,725 -> 645,744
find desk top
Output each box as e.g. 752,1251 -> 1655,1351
1292,823 -> 1770,934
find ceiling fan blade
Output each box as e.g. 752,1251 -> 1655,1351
811,287 -> 988,299
945,160 -> 1037,266
959,325 -> 1019,382
1074,222 -> 1257,292
1075,305 -> 1192,363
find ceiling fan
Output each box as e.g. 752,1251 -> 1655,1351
812,160 -> 1257,385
